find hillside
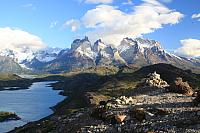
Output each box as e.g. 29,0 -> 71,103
0,73 -> 32,90
0,56 -> 24,73
11,63 -> 200,133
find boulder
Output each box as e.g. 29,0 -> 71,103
167,77 -> 194,96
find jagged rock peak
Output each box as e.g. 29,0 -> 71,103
71,36 -> 92,51
135,38 -> 161,47
84,36 -> 89,42
95,39 -> 103,43
121,37 -> 135,45
93,39 -> 107,52
119,37 -> 164,54
94,39 -> 105,47
72,36 -> 90,44
120,37 -> 161,48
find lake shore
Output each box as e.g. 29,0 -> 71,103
0,80 -> 65,133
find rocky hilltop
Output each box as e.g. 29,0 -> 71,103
75,72 -> 199,133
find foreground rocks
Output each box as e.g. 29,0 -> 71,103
80,89 -> 200,133
11,72 -> 200,133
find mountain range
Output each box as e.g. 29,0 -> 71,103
0,37 -> 200,74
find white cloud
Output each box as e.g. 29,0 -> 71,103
0,27 -> 46,52
50,21 -> 58,28
122,0 -> 134,5
22,3 -> 36,10
63,19 -> 80,32
175,39 -> 200,57
192,13 -> 200,21
85,0 -> 113,4
81,0 -> 183,45
159,0 -> 173,3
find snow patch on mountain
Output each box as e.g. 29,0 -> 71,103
35,47 -> 62,62
70,36 -> 97,59
0,47 -> 62,68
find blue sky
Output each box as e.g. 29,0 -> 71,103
0,0 -> 199,57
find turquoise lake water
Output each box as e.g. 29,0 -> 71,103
0,81 -> 65,133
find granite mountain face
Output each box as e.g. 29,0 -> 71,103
43,37 -> 200,73
0,37 -> 200,73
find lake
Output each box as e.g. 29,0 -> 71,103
0,81 -> 65,133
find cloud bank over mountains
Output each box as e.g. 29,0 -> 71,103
0,27 -> 46,52
175,39 -> 200,58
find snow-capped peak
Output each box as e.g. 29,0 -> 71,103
0,47 -> 35,64
0,49 -> 15,58
70,36 -> 96,59
71,36 -> 90,51
0,46 -> 62,68
118,37 -> 163,53
93,39 -> 108,52
34,47 -> 62,62
118,38 -> 137,53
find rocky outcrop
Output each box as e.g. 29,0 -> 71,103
139,71 -> 169,88
167,77 -> 194,96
